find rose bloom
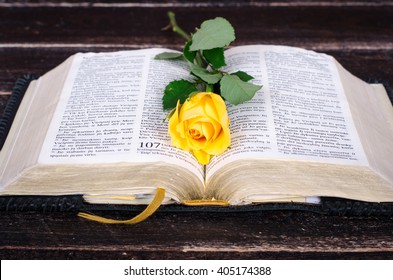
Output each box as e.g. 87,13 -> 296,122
168,92 -> 231,164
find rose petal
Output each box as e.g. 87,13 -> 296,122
210,93 -> 230,125
203,126 -> 231,155
201,121 -> 215,141
192,149 -> 211,165
168,101 -> 189,150
203,95 -> 220,122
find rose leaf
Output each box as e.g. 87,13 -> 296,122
190,64 -> 223,84
220,75 -> 262,105
155,52 -> 183,60
163,80 -> 198,110
183,40 -> 197,63
203,48 -> 226,69
230,71 -> 254,82
189,17 -> 235,51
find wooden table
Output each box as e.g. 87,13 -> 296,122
1,0 -> 393,259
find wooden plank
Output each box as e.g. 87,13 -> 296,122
1,0 -> 393,260
0,5 -> 392,48
2,0 -> 393,6
1,211 -> 393,259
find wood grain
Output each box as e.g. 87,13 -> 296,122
1,0 -> 393,259
1,211 -> 393,259
0,5 -> 392,46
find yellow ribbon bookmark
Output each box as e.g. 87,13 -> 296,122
77,187 -> 165,224
182,199 -> 229,206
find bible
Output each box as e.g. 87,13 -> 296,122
1,45 -> 393,209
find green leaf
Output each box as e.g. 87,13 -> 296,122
203,48 -> 226,69
231,71 -> 254,82
220,75 -> 262,105
155,52 -> 183,60
183,40 -> 196,63
190,17 -> 235,51
190,64 -> 223,84
163,80 -> 198,110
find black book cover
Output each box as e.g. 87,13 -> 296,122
0,75 -> 393,216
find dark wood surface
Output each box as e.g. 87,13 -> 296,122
1,0 -> 393,259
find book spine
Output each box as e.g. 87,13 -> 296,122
0,74 -> 38,149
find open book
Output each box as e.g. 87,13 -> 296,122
1,45 -> 393,207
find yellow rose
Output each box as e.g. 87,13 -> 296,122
168,92 -> 231,164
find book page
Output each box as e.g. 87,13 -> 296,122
38,49 -> 204,182
207,45 -> 368,178
0,56 -> 75,189
336,63 -> 393,186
